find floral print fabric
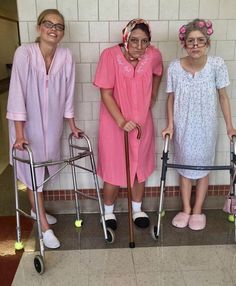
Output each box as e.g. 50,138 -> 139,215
166,56 -> 230,179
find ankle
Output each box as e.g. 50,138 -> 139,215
41,221 -> 50,232
132,201 -> 142,213
192,209 -> 202,214
42,227 -> 50,233
104,204 -> 114,215
183,208 -> 191,215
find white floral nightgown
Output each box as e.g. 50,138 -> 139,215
166,56 -> 230,179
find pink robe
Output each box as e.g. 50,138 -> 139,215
94,45 -> 162,187
7,43 -> 75,191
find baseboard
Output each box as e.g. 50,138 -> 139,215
44,194 -> 226,215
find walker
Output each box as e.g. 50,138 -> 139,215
12,133 -> 115,274
151,134 -> 236,240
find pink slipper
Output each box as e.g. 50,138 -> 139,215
188,214 -> 206,231
172,212 -> 190,228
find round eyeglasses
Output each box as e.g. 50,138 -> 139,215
129,37 -> 150,48
42,20 -> 65,32
185,37 -> 207,48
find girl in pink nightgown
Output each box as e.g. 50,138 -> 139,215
94,19 -> 163,230
7,9 -> 82,248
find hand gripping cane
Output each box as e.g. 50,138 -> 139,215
124,125 -> 141,248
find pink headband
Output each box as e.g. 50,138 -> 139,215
179,20 -> 213,42
122,18 -> 151,51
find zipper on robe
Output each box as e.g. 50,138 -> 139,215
44,75 -> 49,159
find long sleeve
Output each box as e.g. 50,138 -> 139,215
64,49 -> 75,118
7,46 -> 30,121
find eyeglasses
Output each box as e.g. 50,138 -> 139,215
185,37 -> 207,48
41,20 -> 65,31
129,37 -> 150,48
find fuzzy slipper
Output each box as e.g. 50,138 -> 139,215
132,211 -> 150,228
104,213 -> 117,230
172,212 -> 190,228
188,214 -> 206,231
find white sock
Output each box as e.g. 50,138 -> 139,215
104,204 -> 114,215
132,201 -> 141,213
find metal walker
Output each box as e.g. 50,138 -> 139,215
12,133 -> 114,274
151,134 -> 236,240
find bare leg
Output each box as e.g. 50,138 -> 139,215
192,175 -> 209,214
172,175 -> 192,228
180,175 -> 192,214
131,177 -> 145,202
27,189 -> 50,232
103,182 -> 119,205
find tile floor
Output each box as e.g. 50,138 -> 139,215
1,165 -> 236,285
12,245 -> 236,286
11,210 -> 236,285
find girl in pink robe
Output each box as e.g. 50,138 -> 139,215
7,9 -> 81,248
94,19 -> 163,230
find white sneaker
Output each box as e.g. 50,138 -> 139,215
42,229 -> 60,249
31,209 -> 57,225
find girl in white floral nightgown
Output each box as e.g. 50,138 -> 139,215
162,19 -> 236,231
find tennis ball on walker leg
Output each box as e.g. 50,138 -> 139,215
15,241 -> 24,250
75,219 -> 83,228
228,214 -> 235,222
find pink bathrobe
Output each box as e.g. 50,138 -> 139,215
94,45 -> 162,187
7,43 -> 75,191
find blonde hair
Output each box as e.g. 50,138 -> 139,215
35,9 -> 65,43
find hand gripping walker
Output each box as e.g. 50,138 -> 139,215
12,133 -> 115,275
151,134 -> 236,240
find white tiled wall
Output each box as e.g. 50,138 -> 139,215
16,0 -> 236,188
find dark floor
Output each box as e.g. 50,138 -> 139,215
41,209 -> 236,251
0,216 -> 33,286
0,165 -> 32,286
0,165 -> 30,216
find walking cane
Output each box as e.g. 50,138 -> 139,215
124,125 -> 141,248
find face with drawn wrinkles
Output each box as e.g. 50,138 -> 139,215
185,30 -> 208,59
127,28 -> 150,59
